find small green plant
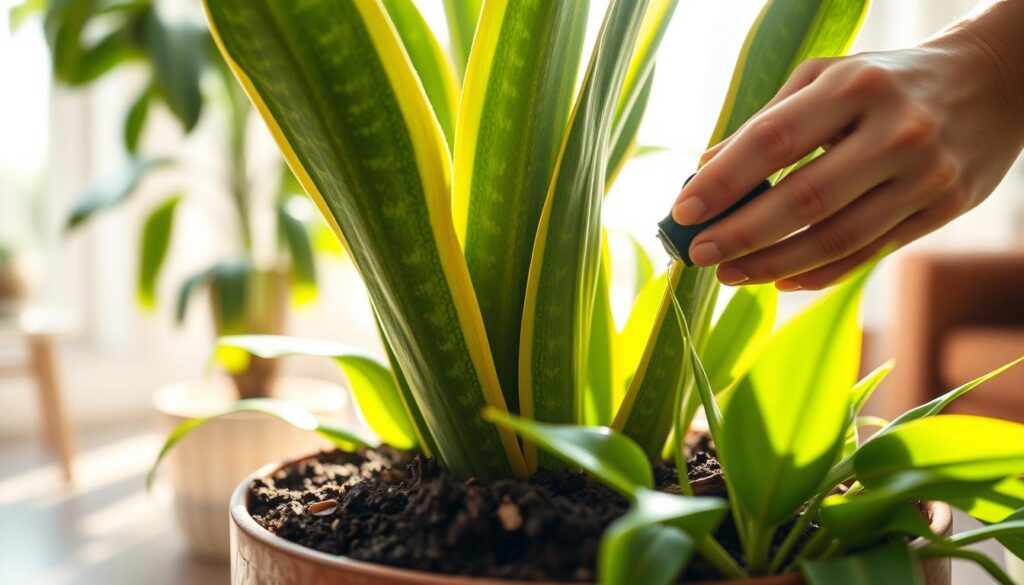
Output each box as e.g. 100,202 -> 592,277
37,0 -> 333,397
149,0 -> 1024,582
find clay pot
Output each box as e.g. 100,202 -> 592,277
228,455 -> 953,585
154,377 -> 349,561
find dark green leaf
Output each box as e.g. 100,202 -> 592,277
66,158 -> 169,230
124,84 -> 152,154
137,194 -> 180,309
277,197 -> 317,305
143,14 -> 204,131
802,541 -> 920,585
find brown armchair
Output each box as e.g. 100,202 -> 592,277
889,251 -> 1024,421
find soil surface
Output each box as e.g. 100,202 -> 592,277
247,445 -> 816,582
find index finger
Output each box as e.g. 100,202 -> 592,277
672,71 -> 862,226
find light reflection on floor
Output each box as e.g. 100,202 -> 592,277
0,425 -> 1011,584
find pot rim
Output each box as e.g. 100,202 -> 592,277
230,452 -> 953,585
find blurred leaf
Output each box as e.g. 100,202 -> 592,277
175,265 -> 213,325
949,477 -> 1024,524
720,266 -> 869,526
851,360 -> 895,416
484,409 -> 652,497
209,261 -> 253,335
124,84 -> 152,154
918,545 -> 1016,585
618,231 -> 655,298
947,517 -> 1024,548
66,158 -> 169,230
701,284 -> 777,392
217,335 -> 420,450
147,397 -> 375,489
802,541 -> 920,585
277,197 -> 318,305
143,14 -> 204,131
600,488 -> 728,585
855,415 -> 1024,488
137,194 -> 180,309
10,0 -> 46,33
381,0 -> 459,150
440,0 -> 482,78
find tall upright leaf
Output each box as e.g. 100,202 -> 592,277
720,267 -> 868,527
137,194 -> 181,309
441,0 -> 482,79
203,0 -> 524,479
585,235 -> 616,426
453,0 -> 589,414
625,0 -> 870,461
518,0 -> 651,470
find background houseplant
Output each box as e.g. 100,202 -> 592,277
149,0 -> 1024,581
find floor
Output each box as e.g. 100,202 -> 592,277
0,425 -> 1013,584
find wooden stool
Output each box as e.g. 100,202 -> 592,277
0,308 -> 77,482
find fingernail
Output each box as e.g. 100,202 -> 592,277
672,197 -> 707,225
717,266 -> 748,286
689,241 -> 723,266
776,280 -> 802,292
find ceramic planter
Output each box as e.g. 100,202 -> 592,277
154,376 -> 350,560
228,455 -> 953,585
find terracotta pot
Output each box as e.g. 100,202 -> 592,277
228,455 -> 953,585
154,376 -> 350,561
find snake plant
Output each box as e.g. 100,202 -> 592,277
151,0 -> 1024,582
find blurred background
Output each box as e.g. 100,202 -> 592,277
1,0 -> 1021,583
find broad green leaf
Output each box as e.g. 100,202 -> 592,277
137,194 -> 180,309
949,478 -> 1024,524
143,13 -> 204,131
381,0 -> 458,150
124,85 -> 152,154
630,0 -> 870,448
855,415 -> 1024,487
204,0 -> 524,479
440,0 -> 481,79
613,272 -> 667,403
484,409 -> 652,497
802,541 -> 920,585
701,284 -> 777,392
600,524 -> 692,585
147,397 -> 375,489
277,196 -> 318,305
720,267 -> 868,526
600,488 -> 728,585
851,359 -> 895,416
882,356 -> 1024,433
519,0 -> 652,470
66,158 -> 168,230
585,237 -> 616,426
613,264 -> 717,457
453,0 -> 589,414
217,335 -> 420,450
710,0 -> 870,144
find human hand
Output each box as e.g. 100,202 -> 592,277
672,17 -> 1024,291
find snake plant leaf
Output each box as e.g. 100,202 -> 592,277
453,0 -> 589,414
519,0 -> 652,470
701,284 -> 777,392
585,237 -> 616,426
612,264 -> 717,458
710,0 -> 870,144
802,541 -> 920,585
216,335 -> 420,450
600,523 -> 692,585
628,0 -> 870,452
720,266 -> 868,527
855,415 -> 1024,488
381,0 -> 459,151
484,408 -> 652,497
440,0 -> 481,79
606,62 -> 655,188
137,194 -> 180,309
204,0 -> 524,479
147,397 -> 375,490
66,157 -> 169,230
600,489 -> 728,585
124,85 -> 152,154
374,318 -> 439,457
614,272 -> 667,403
142,13 -> 204,131
276,197 -> 318,305
622,232 -> 655,298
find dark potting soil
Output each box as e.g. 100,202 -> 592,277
247,446 -> 817,582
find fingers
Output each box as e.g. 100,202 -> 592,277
673,63 -> 861,225
689,117 -> 911,268
714,160 -> 950,284
774,185 -> 966,291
